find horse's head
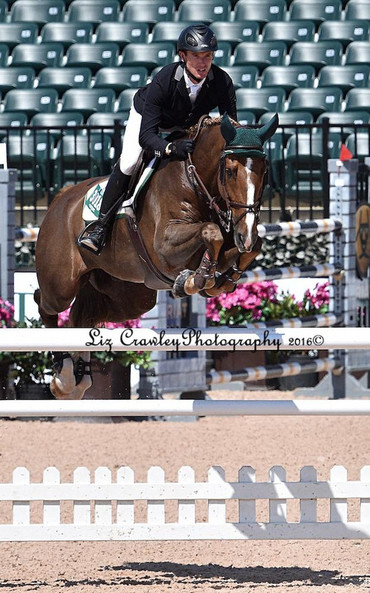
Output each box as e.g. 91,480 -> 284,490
219,112 -> 279,253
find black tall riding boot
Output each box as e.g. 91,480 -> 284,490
79,162 -> 131,254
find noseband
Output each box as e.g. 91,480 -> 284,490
187,144 -> 266,233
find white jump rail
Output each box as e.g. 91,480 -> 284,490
0,464 -> 369,541
1,399 -> 370,417
1,327 -> 370,351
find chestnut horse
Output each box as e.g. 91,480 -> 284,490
34,112 -> 278,399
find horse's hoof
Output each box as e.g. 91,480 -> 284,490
172,269 -> 193,298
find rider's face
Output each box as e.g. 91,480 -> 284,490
180,51 -> 213,82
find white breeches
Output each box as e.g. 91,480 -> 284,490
119,105 -> 143,175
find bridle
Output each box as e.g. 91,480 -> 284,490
186,143 -> 267,233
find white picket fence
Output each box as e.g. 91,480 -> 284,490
1,465 -> 369,541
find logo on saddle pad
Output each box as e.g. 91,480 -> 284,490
82,157 -> 157,223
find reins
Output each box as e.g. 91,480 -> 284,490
186,137 -> 265,234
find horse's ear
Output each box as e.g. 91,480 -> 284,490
221,112 -> 236,144
256,113 -> 279,144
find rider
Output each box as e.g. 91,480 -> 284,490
80,24 -> 237,254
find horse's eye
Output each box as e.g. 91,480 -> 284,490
226,168 -> 233,178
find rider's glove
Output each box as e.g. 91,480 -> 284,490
165,140 -> 194,161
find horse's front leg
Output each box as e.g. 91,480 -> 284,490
205,237 -> 262,297
171,222 -> 224,297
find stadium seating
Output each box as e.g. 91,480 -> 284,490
67,0 -> 120,26
0,23 -> 38,49
177,0 -> 231,23
345,1 -> 370,20
236,88 -> 286,117
11,43 -> 64,71
61,88 -> 116,118
287,87 -> 343,116
210,22 -> 259,48
213,41 -> 232,67
261,65 -> 315,91
94,67 -> 148,92
346,133 -> 370,161
40,23 -> 93,48
234,42 -> 287,70
122,0 -> 175,26
10,0 -> 65,27
318,65 -> 369,92
87,112 -> 129,131
262,21 -> 315,47
0,44 -> 9,67
259,111 -> 315,137
237,110 -> 256,125
65,42 -> 119,72
38,67 -> 92,96
223,66 -> 259,89
3,88 -> 59,117
121,43 -> 175,72
151,22 -> 193,44
345,42 -> 370,66
289,41 -> 343,71
0,112 -> 28,136
288,0 -> 342,25
0,67 -> 35,94
0,1 -> 6,22
345,88 -> 370,113
116,89 -> 137,113
318,21 -> 369,46
234,1 -> 286,28
30,112 -> 85,140
317,111 -> 370,136
96,22 -> 149,48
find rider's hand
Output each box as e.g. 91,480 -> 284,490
166,140 -> 194,161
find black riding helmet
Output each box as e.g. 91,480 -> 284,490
177,24 -> 218,53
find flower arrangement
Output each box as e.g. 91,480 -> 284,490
58,309 -> 151,369
206,281 -> 330,326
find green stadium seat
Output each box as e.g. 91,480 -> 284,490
345,1 -> 370,21
261,65 -> 315,91
287,87 -> 343,116
11,43 -> 64,71
318,21 -> 369,47
152,22 -> 193,44
40,23 -> 93,48
53,132 -> 112,189
345,88 -> 370,113
122,0 -> 175,26
87,111 -> 128,131
0,112 -> 28,138
223,66 -> 259,89
345,133 -> 370,161
237,110 -> 256,125
317,111 -> 369,136
7,132 -> 55,202
94,67 -> 148,92
262,21 -> 315,48
38,67 -> 92,96
208,22 -> 259,48
67,0 -> 120,26
116,88 -> 137,112
318,65 -> 369,92
177,0 -> 231,23
285,131 -> 342,199
234,42 -> 287,71
96,22 -> 149,49
65,42 -> 119,72
0,44 -> 9,67
0,23 -> 38,49
264,133 -> 285,191
259,110 -> 314,140
0,1 -> 7,22
213,41 -> 232,67
0,67 -> 35,93
121,43 -> 175,72
289,0 -> 342,25
3,88 -> 59,117
234,1 -> 286,29
10,0 -> 65,27
61,88 -> 116,118
30,112 -> 85,140
289,41 -> 343,71
236,87 -> 286,117
345,42 -> 370,66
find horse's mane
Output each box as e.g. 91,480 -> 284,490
187,115 -> 240,138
